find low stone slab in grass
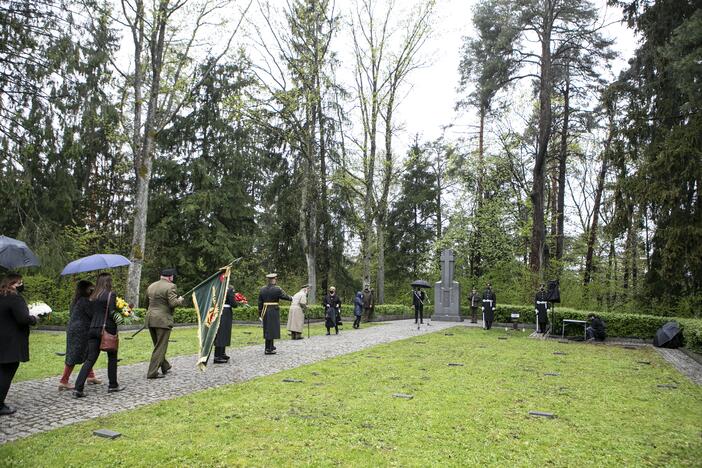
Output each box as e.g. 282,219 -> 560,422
558,340 -> 570,344
657,384 -> 677,389
544,372 -> 560,376
282,378 -> 303,383
444,333 -> 454,336
498,337 -> 508,340
393,393 -> 414,399
553,352 -> 567,355
447,363 -> 464,367
93,429 -> 121,439
637,361 -> 651,365
528,411 -> 556,419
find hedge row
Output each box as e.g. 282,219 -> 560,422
458,304 -> 702,353
36,302 -> 702,353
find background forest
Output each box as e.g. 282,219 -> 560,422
1,0 -> 700,316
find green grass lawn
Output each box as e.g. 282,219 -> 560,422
17,321 -> 375,382
3,327 -> 701,467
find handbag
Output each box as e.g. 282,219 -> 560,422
99,292 -> 119,352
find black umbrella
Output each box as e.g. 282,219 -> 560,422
653,321 -> 683,348
0,236 -> 40,269
411,280 -> 431,288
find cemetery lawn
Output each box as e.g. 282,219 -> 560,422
3,327 -> 701,467
16,321 -> 375,382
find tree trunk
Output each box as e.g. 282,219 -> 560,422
555,72 -> 570,261
583,145 -> 610,285
528,4 -> 554,278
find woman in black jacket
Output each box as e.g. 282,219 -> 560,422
0,273 -> 37,416
73,273 -> 125,398
58,280 -> 101,390
323,287 -> 342,335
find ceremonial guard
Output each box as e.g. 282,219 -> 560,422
145,268 -> 184,379
469,287 -> 481,324
213,286 -> 235,363
287,285 -> 309,340
258,273 -> 292,355
323,286 -> 342,335
412,286 -> 426,324
482,283 -> 496,330
534,284 -> 549,334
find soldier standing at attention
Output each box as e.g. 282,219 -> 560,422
145,268 -> 184,379
482,283 -> 496,330
258,273 -> 292,355
534,283 -> 549,334
469,287 -> 481,324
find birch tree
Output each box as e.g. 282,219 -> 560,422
119,0 -> 251,304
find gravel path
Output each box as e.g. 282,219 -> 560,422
654,347 -> 702,385
0,320 -> 458,444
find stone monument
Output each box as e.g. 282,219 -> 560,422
433,249 -> 462,322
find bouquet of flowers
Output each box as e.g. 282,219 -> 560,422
28,301 -> 52,318
234,292 -> 249,307
112,297 -> 136,325
116,297 -> 133,317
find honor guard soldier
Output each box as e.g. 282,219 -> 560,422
258,273 -> 292,355
482,283 -> 496,330
534,284 -> 549,334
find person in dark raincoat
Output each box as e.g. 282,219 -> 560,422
469,287 -> 481,324
323,286 -> 342,335
258,273 -> 292,355
586,314 -> 606,341
482,283 -> 496,330
353,291 -> 363,329
412,286 -> 426,324
534,284 -> 549,334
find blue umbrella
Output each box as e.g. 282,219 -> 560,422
61,254 -> 131,276
0,236 -> 41,269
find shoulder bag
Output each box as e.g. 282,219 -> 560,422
99,292 -> 119,352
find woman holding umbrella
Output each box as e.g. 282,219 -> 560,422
0,273 -> 37,415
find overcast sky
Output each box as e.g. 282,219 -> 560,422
390,0 -> 639,153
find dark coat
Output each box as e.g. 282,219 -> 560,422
88,292 -> 118,335
482,289 -> 496,321
65,296 -> 93,365
0,293 -> 37,363
215,287 -> 235,347
258,285 -> 292,340
323,293 -> 341,327
590,317 -> 606,340
534,290 -> 549,324
353,292 -> 363,317
412,290 -> 426,311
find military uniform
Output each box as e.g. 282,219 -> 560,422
482,286 -> 496,330
213,287 -> 235,363
145,269 -> 184,378
258,274 -> 292,354
534,288 -> 549,333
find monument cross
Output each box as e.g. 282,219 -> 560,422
434,249 -> 462,322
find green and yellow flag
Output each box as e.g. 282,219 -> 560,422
193,265 -> 231,370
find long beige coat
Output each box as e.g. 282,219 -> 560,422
286,289 -> 307,333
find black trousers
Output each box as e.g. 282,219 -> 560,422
353,316 -> 361,328
0,362 -> 20,406
75,328 -> 118,392
414,305 -> 424,323
214,346 -> 226,358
